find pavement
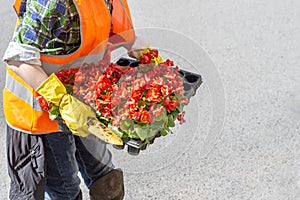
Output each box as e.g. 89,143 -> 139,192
1,0 -> 300,199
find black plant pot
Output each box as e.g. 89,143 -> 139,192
127,146 -> 140,155
113,144 -> 125,150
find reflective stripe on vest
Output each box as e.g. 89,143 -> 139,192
4,67 -> 60,134
5,69 -> 43,112
4,0 -> 135,134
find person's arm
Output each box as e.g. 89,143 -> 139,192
2,0 -> 61,88
3,41 -> 48,90
6,60 -> 48,90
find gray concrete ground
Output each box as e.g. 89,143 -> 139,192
1,0 -> 300,199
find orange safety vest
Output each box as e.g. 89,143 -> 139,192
3,0 -> 135,134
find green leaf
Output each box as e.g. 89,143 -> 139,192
176,105 -> 183,113
122,132 -> 129,138
49,105 -> 60,120
171,109 -> 180,118
65,84 -> 73,94
151,118 -> 166,132
174,93 -> 182,100
160,129 -> 168,136
95,110 -> 102,118
134,124 -> 150,140
108,124 -> 124,138
99,116 -> 110,125
120,120 -> 133,133
148,129 -> 158,139
155,111 -> 167,122
164,126 -> 174,134
138,100 -> 146,108
167,114 -> 175,127
128,129 -> 139,139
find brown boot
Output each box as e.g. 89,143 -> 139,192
89,168 -> 125,200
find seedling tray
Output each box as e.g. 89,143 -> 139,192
113,58 -> 202,155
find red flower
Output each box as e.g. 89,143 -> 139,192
146,87 -> 162,103
152,77 -> 164,86
177,111 -> 186,124
98,60 -> 108,67
144,70 -> 155,82
165,70 -> 176,80
111,96 -> 121,108
111,77 -> 118,83
132,78 -> 146,91
147,84 -> 162,100
112,117 -> 121,126
97,78 -> 112,91
161,85 -> 171,97
87,79 -> 96,91
118,107 -> 127,116
169,99 -> 179,111
73,87 -> 79,96
140,53 -> 152,64
124,75 -> 134,83
105,67 -> 114,78
101,107 -> 111,117
129,110 -> 141,121
149,49 -> 159,58
74,73 -> 86,85
101,94 -> 111,103
174,86 -> 184,95
129,102 -> 139,111
151,106 -> 165,117
83,91 -> 97,105
131,89 -> 143,101
36,96 -> 50,112
95,99 -> 104,110
152,84 -> 162,91
70,67 -> 79,74
161,59 -> 174,66
55,67 -> 80,85
179,97 -> 189,105
140,110 -> 152,123
163,97 -> 179,113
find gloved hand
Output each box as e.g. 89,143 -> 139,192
36,74 -> 123,145
36,73 -> 94,137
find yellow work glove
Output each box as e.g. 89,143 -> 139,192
37,74 -> 124,145
36,73 -> 93,137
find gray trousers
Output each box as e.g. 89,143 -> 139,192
7,125 -> 46,199
6,125 -> 114,200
